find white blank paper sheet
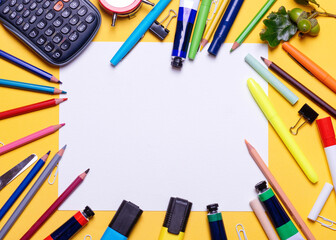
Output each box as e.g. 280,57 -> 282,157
59,42 -> 268,211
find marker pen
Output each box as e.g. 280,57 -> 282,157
207,203 -> 228,240
171,0 -> 200,68
44,206 -> 94,240
158,197 -> 192,240
101,200 -> 143,240
255,181 -> 304,240
317,117 -> 336,194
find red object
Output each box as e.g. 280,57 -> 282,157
20,169 -> 89,240
0,98 -> 67,120
317,117 -> 336,148
73,211 -> 88,226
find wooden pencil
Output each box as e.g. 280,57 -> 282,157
244,140 -> 316,240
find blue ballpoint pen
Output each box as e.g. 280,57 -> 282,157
208,0 -> 244,56
110,0 -> 172,66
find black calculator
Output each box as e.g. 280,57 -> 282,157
0,0 -> 101,66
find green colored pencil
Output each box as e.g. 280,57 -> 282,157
230,0 -> 276,52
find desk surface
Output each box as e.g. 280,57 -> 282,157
1,0 -> 336,239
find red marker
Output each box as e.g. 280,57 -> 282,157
317,117 -> 336,194
0,98 -> 67,120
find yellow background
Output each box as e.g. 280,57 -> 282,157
1,0 -> 336,239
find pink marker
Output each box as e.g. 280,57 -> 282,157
317,117 -> 336,192
0,124 -> 65,156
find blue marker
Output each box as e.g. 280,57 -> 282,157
101,200 -> 143,240
207,204 -> 228,240
111,0 -> 172,66
208,0 -> 244,56
171,0 -> 200,68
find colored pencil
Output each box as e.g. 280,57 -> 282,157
0,98 -> 67,120
245,140 -> 316,240
0,124 -> 65,156
262,57 -> 336,119
20,169 -> 90,240
0,146 -> 67,239
0,50 -> 61,84
200,0 -> 229,51
0,152 -> 50,221
230,0 -> 276,52
282,42 -> 336,94
0,79 -> 66,94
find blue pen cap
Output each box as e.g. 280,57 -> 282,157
101,200 -> 143,240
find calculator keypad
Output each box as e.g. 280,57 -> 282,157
0,0 -> 100,65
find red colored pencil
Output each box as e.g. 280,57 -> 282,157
0,98 -> 67,120
20,169 -> 90,240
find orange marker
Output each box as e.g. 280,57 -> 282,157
282,42 -> 336,93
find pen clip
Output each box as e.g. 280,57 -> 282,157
84,234 -> 92,240
287,52 -> 313,76
48,164 -> 58,185
207,0 -> 219,21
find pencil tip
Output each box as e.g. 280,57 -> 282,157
62,144 -> 67,150
85,168 -> 90,174
58,80 -> 63,84
63,98 -> 68,102
61,90 -> 67,94
47,150 -> 51,155
60,123 -> 65,127
244,139 -> 250,145
260,56 -> 265,61
230,48 -> 233,53
231,42 -> 240,52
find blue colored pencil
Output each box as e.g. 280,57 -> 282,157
0,50 -> 61,84
0,152 -> 50,221
208,0 -> 245,56
0,79 -> 66,94
110,0 -> 172,66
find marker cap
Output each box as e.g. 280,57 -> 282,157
108,200 -> 143,237
163,197 -> 192,234
317,117 -> 336,148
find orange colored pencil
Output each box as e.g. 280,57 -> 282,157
244,140 -> 316,240
282,42 -> 336,93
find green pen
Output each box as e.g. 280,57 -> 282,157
231,0 -> 276,52
188,0 -> 212,60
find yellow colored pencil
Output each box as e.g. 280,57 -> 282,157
200,0 -> 229,51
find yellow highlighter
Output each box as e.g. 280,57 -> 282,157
247,78 -> 318,183
158,197 -> 192,240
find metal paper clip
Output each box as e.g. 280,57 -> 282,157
207,0 -> 219,21
84,234 -> 92,240
290,104 -> 318,135
316,216 -> 336,230
236,224 -> 248,240
48,164 -> 58,185
149,9 -> 177,40
0,141 -> 4,146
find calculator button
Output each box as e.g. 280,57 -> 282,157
68,31 -> 78,41
22,22 -> 29,31
69,0 -> 79,9
63,0 -> 70,2
36,35 -> 46,45
53,1 -> 63,11
42,0 -> 50,8
69,15 -> 79,25
44,26 -> 55,36
9,0 -> 16,7
16,16 -> 23,25
44,42 -> 54,52
35,7 -> 43,16
52,33 -> 62,43
29,2 -> 36,10
85,13 -> 95,23
60,40 -> 70,50
37,19 -> 47,29
22,0 -> 30,4
16,3 -> 23,11
46,10 -> 55,20
52,49 -> 62,59
2,6 -> 10,14
76,22 -> 86,32
52,16 -> 63,27
9,11 -> 17,19
22,9 -> 30,18
36,0 -> 42,3
29,28 -> 38,38
77,6 -> 87,16
60,24 -> 71,34
29,15 -> 37,23
61,7 -> 71,18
